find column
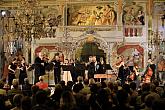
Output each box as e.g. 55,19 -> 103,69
107,42 -> 111,64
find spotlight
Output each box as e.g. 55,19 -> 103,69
1,10 -> 6,16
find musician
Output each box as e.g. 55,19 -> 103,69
143,59 -> 155,83
95,57 -> 106,81
87,56 -> 96,79
34,52 -> 45,84
116,56 -> 126,85
70,59 -> 77,82
126,56 -> 134,72
8,58 -> 18,86
51,55 -> 61,84
18,57 -> 27,85
62,59 -> 72,85
96,57 -> 106,74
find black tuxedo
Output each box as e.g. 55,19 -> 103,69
34,57 -> 45,83
87,62 -> 95,79
52,60 -> 61,84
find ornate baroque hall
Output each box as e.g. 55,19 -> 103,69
0,0 -> 165,110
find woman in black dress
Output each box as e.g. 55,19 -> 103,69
8,58 -> 18,86
116,56 -> 126,85
18,57 -> 27,85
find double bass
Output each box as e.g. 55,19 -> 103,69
143,66 -> 153,83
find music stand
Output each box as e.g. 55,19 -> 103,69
62,65 -> 72,83
105,64 -> 113,70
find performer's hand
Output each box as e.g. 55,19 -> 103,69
41,63 -> 44,66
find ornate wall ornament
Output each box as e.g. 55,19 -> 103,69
75,31 -> 108,52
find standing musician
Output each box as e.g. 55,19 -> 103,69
62,59 -> 72,85
18,57 -> 27,85
8,58 -> 18,86
51,54 -> 61,84
115,56 -> 126,85
34,52 -> 45,84
87,56 -> 96,79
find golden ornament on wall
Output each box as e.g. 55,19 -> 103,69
86,35 -> 95,43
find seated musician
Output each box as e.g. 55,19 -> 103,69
143,59 -> 154,83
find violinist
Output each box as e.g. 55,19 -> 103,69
8,58 -> 18,86
18,57 -> 28,85
116,56 -> 126,85
34,52 -> 45,84
51,54 -> 61,84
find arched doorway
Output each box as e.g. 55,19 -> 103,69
80,42 -> 106,62
75,35 -> 108,63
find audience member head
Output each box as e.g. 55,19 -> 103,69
97,88 -> 109,104
67,81 -> 74,90
152,98 -> 165,110
55,84 -> 62,91
96,82 -> 102,89
53,84 -> 63,101
101,81 -> 107,88
89,78 -> 95,86
90,84 -> 98,94
0,80 -> 4,89
117,89 -> 129,105
59,80 -> 65,88
21,96 -> 32,110
72,83 -> 84,93
144,94 -> 160,109
122,83 -> 130,93
24,78 -> 29,85
107,81 -> 114,91
13,94 -> 23,108
153,80 -> 159,87
150,83 -> 156,92
77,76 -> 83,83
83,79 -> 89,86
12,79 -> 19,89
39,76 -> 44,82
60,90 -> 76,109
155,87 -> 164,97
31,85 -> 39,95
141,83 -> 150,92
130,82 -> 137,91
35,90 -> 47,104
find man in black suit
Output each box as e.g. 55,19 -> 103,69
87,56 -> 96,79
34,52 -> 45,84
51,55 -> 61,84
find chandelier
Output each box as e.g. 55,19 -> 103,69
5,0 -> 61,41
1,0 -> 62,55
14,0 -> 44,41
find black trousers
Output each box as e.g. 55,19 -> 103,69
8,73 -> 15,86
54,74 -> 61,84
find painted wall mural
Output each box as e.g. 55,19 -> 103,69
111,43 -> 144,70
41,5 -> 63,28
122,2 -> 145,25
67,3 -> 117,26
